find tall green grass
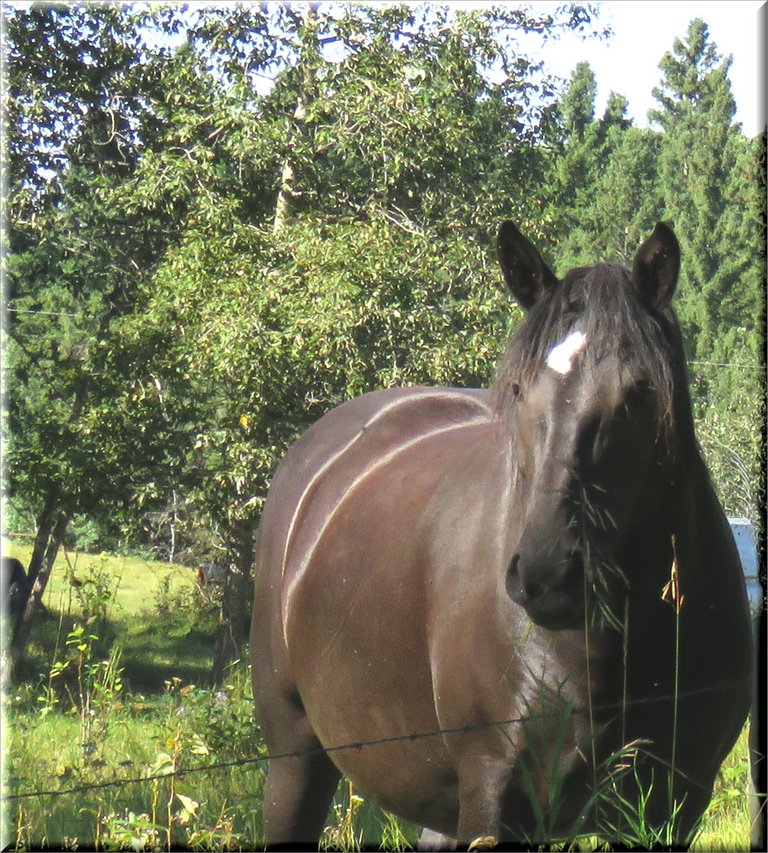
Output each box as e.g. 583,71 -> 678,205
6,543 -> 213,691
2,545 -> 755,850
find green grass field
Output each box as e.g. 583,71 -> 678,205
7,543 -> 212,691
2,544 -> 758,850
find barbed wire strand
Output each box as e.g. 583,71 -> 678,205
6,309 -> 78,317
687,360 -> 766,371
2,678 -> 748,803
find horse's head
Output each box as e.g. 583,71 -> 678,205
493,222 -> 684,630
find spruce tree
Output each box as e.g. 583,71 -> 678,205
650,18 -> 764,523
649,18 -> 749,359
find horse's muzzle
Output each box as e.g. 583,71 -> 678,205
505,552 -> 584,630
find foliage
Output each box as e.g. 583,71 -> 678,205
650,19 -> 763,361
645,19 -> 765,526
6,555 -> 264,848
6,3 -> 760,557
4,542 -> 214,691
5,549 -> 754,849
4,4 -> 184,533
532,17 -> 763,530
2,4 -> 763,845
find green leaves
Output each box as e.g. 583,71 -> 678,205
7,1 -> 760,563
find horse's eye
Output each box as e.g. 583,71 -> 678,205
626,379 -> 651,405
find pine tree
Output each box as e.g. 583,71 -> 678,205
540,62 -> 653,270
560,61 -> 597,142
650,18 -> 764,524
649,18 -> 748,358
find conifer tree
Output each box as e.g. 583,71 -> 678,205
649,18 -> 750,358
650,18 -> 764,522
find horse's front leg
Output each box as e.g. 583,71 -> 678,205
418,827 -> 458,851
455,761 -> 512,849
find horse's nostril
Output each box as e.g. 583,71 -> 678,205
506,549 -> 584,608
506,554 -> 543,604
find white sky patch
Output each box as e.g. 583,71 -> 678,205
546,331 -> 587,375
517,1 -> 764,137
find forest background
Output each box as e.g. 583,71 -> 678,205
3,2 -> 765,685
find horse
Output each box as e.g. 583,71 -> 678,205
250,222 -> 752,849
2,556 -> 30,619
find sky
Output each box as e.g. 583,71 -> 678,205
525,0 -> 765,136
147,2 -> 765,135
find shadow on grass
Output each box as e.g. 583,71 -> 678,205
18,607 -> 217,694
122,626 -> 215,692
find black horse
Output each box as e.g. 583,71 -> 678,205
251,222 -> 752,848
2,556 -> 31,618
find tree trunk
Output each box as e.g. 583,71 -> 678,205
26,493 -> 59,587
211,519 -> 256,686
6,510 -> 70,683
272,3 -> 318,234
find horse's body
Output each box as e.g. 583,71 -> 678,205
251,223 -> 752,847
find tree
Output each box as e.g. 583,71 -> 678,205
4,3 -> 608,682
560,60 -> 596,141
117,3 -> 607,681
600,91 -> 631,131
650,18 -> 765,525
537,61 -> 657,270
3,4 -> 196,678
649,18 -> 752,357
587,127 -> 664,265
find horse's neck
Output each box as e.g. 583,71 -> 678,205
674,443 -> 752,655
621,442 -> 735,611
674,445 -> 735,580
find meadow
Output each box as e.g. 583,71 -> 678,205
2,544 -> 755,850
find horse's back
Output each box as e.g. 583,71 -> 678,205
257,386 -> 491,605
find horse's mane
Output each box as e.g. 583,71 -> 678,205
491,263 -> 687,445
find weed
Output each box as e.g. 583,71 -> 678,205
98,809 -> 164,852
185,801 -> 245,851
63,552 -> 122,633
322,780 -> 365,851
376,811 -> 418,851
595,757 -> 689,849
152,574 -> 217,640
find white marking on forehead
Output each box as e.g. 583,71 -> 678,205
546,331 -> 587,375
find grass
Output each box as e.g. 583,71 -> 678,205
6,703 -> 267,850
2,543 -> 758,850
692,723 -> 757,851
5,542 -> 213,692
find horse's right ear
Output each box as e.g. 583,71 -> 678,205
632,222 -> 680,310
497,221 -> 558,310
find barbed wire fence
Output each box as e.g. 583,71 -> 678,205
3,678 -> 752,806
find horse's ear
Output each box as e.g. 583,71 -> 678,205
632,222 -> 680,310
497,221 -> 558,310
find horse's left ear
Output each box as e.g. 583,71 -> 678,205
497,221 -> 558,310
632,222 -> 680,310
